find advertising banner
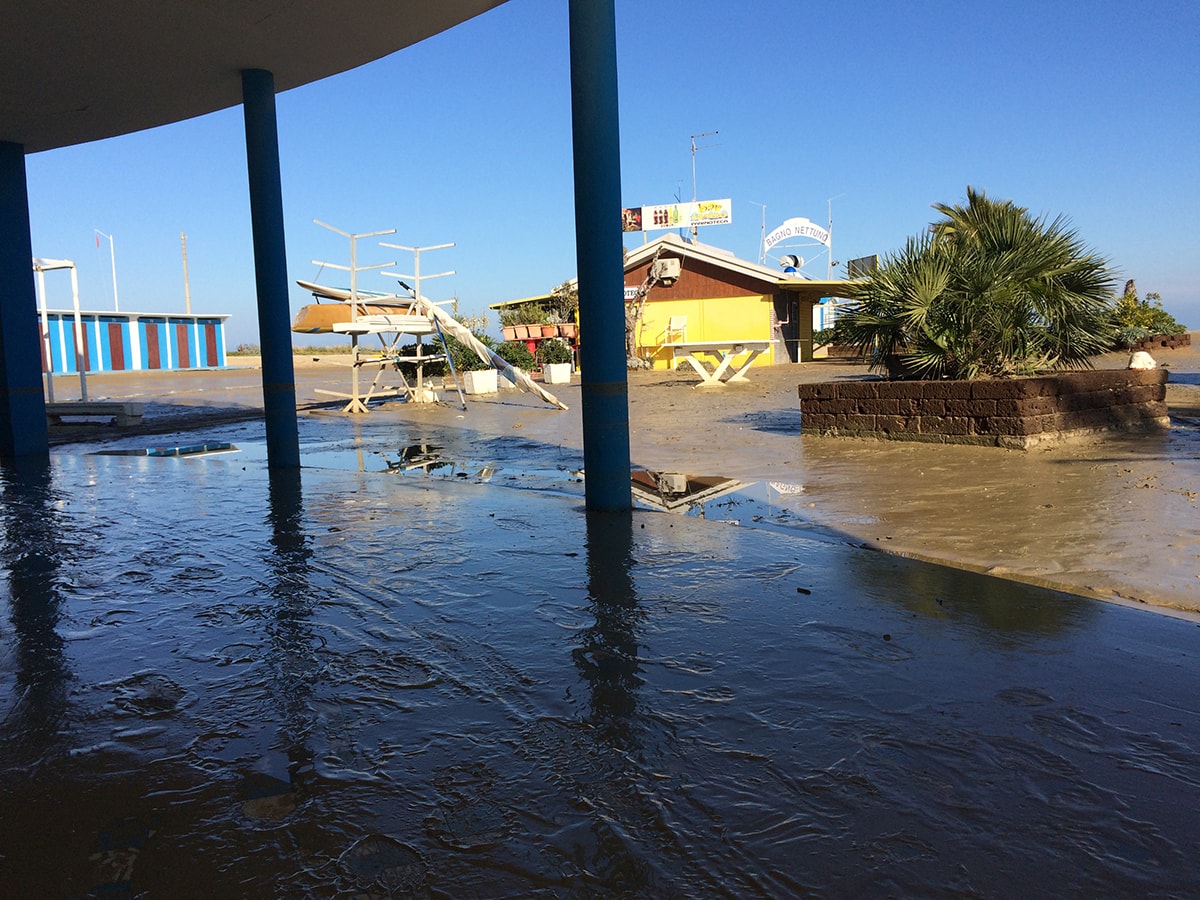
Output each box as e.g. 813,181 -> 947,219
636,199 -> 732,232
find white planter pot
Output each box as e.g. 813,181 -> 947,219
543,362 -> 572,385
462,368 -> 498,394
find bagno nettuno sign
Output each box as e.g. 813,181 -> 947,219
764,217 -> 830,251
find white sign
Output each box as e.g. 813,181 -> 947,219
764,217 -> 830,252
641,199 -> 732,231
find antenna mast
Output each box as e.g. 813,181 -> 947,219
749,201 -> 766,264
689,131 -> 718,242
826,194 -> 846,279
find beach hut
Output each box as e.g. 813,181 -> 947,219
39,309 -> 229,373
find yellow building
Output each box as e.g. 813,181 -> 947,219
624,234 -> 857,367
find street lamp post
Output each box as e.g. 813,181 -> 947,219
94,229 -> 119,311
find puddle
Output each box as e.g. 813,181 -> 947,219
7,425 -> 1199,894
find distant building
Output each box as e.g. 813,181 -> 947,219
623,234 -> 858,366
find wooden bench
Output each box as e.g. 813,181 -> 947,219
46,401 -> 145,427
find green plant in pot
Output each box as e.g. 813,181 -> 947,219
439,332 -> 495,373
495,340 -> 535,370
497,308 -> 521,340
535,338 -> 573,366
501,303 -> 546,339
547,280 -> 579,323
516,303 -> 547,325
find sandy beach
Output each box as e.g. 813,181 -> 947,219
48,334 -> 1200,616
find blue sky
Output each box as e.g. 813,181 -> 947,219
25,0 -> 1200,346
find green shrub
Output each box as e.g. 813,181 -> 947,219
440,332 -> 495,372
497,303 -> 548,326
495,341 -> 535,370
836,187 -> 1117,379
292,344 -> 352,355
1113,326 -> 1151,349
535,338 -> 573,366
1111,285 -> 1186,339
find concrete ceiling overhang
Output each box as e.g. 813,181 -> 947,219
2,0 -> 508,154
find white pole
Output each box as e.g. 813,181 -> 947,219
95,229 -> 120,312
35,266 -> 54,403
69,264 -> 88,400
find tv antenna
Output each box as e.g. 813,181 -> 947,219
748,201 -> 767,264
826,193 -> 846,278
689,131 -> 719,241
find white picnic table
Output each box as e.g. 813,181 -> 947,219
662,339 -> 773,386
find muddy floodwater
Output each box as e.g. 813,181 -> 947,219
3,438 -> 1200,896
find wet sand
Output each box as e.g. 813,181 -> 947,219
48,335 -> 1200,615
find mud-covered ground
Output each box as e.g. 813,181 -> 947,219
47,335 -> 1200,615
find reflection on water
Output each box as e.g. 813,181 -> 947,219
260,468 -> 320,807
847,546 -> 1100,637
0,459 -> 70,754
578,513 -> 643,729
631,469 -> 746,515
94,441 -> 239,457
373,443 -> 502,484
2,454 -> 1199,894
386,443 -> 454,474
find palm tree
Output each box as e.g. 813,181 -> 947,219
837,188 -> 1117,379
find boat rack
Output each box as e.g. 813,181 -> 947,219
314,314 -> 465,413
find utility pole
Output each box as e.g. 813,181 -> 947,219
181,231 -> 192,314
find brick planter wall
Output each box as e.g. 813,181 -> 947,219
798,369 -> 1169,449
1129,332 -> 1191,352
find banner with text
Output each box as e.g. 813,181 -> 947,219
629,199 -> 733,232
764,217 -> 830,252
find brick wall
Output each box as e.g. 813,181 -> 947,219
798,369 -> 1169,449
1130,332 -> 1192,352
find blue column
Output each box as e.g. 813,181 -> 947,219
0,142 -> 49,460
568,0 -> 631,512
242,69 -> 300,468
